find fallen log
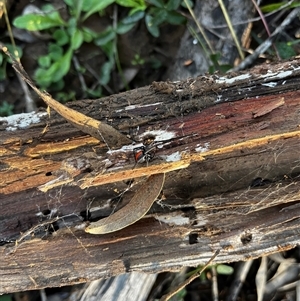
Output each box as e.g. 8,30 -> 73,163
0,58 -> 300,293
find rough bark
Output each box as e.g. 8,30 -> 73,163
1,58 -> 300,293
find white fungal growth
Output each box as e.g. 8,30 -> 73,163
215,73 -> 251,84
195,143 -> 210,153
0,111 -> 47,131
261,82 -> 277,88
155,213 -> 190,226
116,102 -> 163,113
163,151 -> 181,162
139,129 -> 176,141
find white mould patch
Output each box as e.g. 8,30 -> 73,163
139,129 -> 176,141
155,213 -> 190,226
261,69 -> 294,80
215,95 -> 228,103
261,82 -> 277,88
215,73 -> 251,85
0,111 -> 47,131
162,151 -> 181,162
116,102 -> 163,113
195,142 -> 210,153
107,143 -> 144,155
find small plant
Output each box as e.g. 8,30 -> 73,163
131,53 -> 145,66
13,0 -> 188,98
13,1 -> 114,92
0,101 -> 14,116
145,0 -> 187,37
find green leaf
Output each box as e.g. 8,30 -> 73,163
13,14 -> 65,31
150,8 -> 168,26
82,27 -> 98,42
165,11 -> 186,25
122,10 -> 145,24
71,28 -> 84,50
116,0 -> 146,9
52,48 -> 73,82
41,4 -> 56,13
53,29 -> 69,46
100,40 -> 115,61
0,53 -> 3,65
116,22 -> 136,34
85,86 -> 102,98
260,2 -> 297,13
276,41 -> 297,59
181,0 -> 193,9
35,68 -> 52,87
99,61 -> 113,85
0,101 -> 14,116
67,17 -> 77,34
166,0 -> 181,10
0,66 -> 7,81
145,13 -> 159,37
56,90 -> 76,103
94,27 -> 116,46
82,0 -> 115,20
38,55 -> 51,68
50,78 -> 65,91
35,48 -> 73,87
147,0 -> 164,8
129,6 -> 146,15
48,44 -> 63,61
64,0 -> 76,7
216,264 -> 234,275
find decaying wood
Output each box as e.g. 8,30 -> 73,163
1,58 -> 300,293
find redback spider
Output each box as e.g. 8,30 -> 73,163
133,143 -> 156,167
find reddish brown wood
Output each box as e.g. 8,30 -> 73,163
1,58 -> 300,293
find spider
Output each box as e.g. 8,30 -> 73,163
133,144 -> 156,165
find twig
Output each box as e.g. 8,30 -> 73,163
160,249 -> 220,301
230,7 -> 300,72
0,44 -> 132,149
218,0 -> 244,60
183,0 -> 214,54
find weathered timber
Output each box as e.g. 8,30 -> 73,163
0,58 -> 300,293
